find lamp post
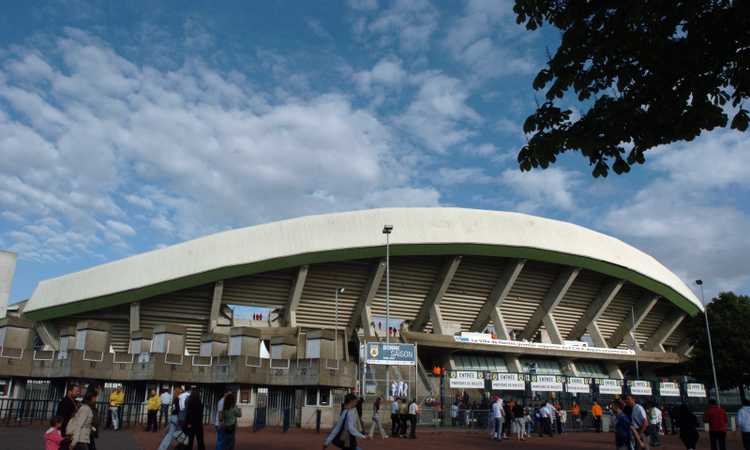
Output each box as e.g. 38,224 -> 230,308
631,305 -> 640,380
695,279 -> 720,404
383,224 -> 393,400
335,288 -> 345,361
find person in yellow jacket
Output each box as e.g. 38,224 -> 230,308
146,389 -> 160,432
109,387 -> 125,430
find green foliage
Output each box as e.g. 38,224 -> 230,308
514,1 -> 750,176
686,292 -> 750,394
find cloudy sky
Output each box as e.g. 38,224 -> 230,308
2,0 -> 749,303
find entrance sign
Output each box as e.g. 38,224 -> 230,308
453,334 -> 635,356
597,378 -> 623,395
492,373 -> 526,391
449,371 -> 484,389
659,382 -> 680,397
630,380 -> 653,396
530,375 -> 563,392
566,377 -> 591,394
365,342 -> 416,366
687,383 -> 707,398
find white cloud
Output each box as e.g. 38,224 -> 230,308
397,73 -> 480,152
353,56 -> 407,95
0,30 -> 440,261
436,167 -> 495,185
348,0 -> 378,11
499,168 -> 580,212
362,0 -> 439,52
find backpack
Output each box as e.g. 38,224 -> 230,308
332,410 -> 352,449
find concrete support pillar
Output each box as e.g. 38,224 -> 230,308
129,301 -> 141,333
520,267 -> 580,343
471,259 -> 526,332
608,294 -> 659,348
284,265 -> 309,327
410,256 -> 462,333
348,259 -> 386,339
567,279 -> 623,341
505,355 -> 523,373
560,359 -> 579,376
605,362 -> 624,379
644,312 -> 687,352
209,281 -> 224,332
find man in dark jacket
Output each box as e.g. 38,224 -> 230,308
57,385 -> 79,436
185,389 -> 205,450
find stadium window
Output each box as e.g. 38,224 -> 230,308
305,387 -> 318,406
0,379 -> 10,397
319,388 -> 330,406
239,387 -> 251,404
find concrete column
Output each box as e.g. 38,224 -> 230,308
410,256 -> 462,333
284,265 -> 309,327
567,279 -> 623,341
129,301 -> 141,333
471,259 -> 526,332
605,362 -> 624,379
644,311 -> 687,352
348,259 -> 386,339
0,251 -> 16,318
521,267 -> 581,342
209,281 -> 224,332
35,321 -> 60,351
608,294 -> 659,348
505,355 -> 523,373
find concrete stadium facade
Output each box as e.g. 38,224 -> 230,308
0,208 -> 705,427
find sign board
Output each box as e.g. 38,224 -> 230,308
597,378 -> 623,395
659,382 -> 680,397
687,383 -> 707,398
453,335 -> 635,356
566,377 -> 591,394
629,380 -> 653,396
365,342 -> 416,366
530,375 -> 563,392
491,373 -> 526,391
449,371 -> 484,389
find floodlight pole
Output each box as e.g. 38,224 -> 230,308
632,305 -> 640,380
383,225 -> 393,400
335,288 -> 344,361
696,280 -> 720,404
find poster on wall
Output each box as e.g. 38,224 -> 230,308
491,373 -> 526,391
659,382 -> 681,397
365,342 -> 416,366
530,375 -> 564,392
630,380 -> 653,396
597,378 -> 623,395
687,383 -> 707,398
566,377 -> 591,394
448,371 -> 484,389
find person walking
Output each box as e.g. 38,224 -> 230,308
146,390 -> 160,432
450,401 -> 459,427
45,416 -> 66,450
390,398 -> 400,437
398,398 -> 409,438
592,401 -> 604,433
368,397 -> 388,438
407,399 -> 418,439
559,404 -> 567,433
648,403 -> 663,448
491,396 -> 504,440
108,387 -> 124,431
157,388 -> 183,450
58,385 -> 80,444
571,401 -> 581,430
512,401 -> 526,440
159,389 -> 172,430
214,390 -> 230,450
703,399 -> 728,450
625,395 -> 649,450
185,389 -> 205,450
67,391 -> 98,450
356,397 -> 366,432
611,400 -> 642,450
218,393 -> 241,450
323,393 -> 369,450
676,404 -> 699,450
736,399 -> 750,450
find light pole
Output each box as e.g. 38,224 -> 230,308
631,305 -> 640,379
695,279 -> 720,404
383,224 -> 393,399
335,288 -> 345,361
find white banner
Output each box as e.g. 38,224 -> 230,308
531,375 -> 563,392
659,382 -> 680,397
492,373 -> 526,391
687,383 -> 707,398
630,380 -> 653,396
453,334 -> 635,356
598,378 -> 623,395
566,377 -> 591,394
449,371 -> 484,389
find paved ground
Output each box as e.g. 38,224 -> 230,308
0,425 -> 744,449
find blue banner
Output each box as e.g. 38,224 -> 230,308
365,342 -> 416,366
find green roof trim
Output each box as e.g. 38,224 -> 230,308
24,243 -> 700,321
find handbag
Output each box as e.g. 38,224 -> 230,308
173,429 -> 190,446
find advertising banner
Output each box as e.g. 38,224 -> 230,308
491,373 -> 526,391
448,371 -> 484,389
566,377 -> 591,394
630,380 -> 653,396
597,378 -> 623,395
365,342 -> 416,366
659,382 -> 681,397
453,334 -> 635,356
687,383 -> 707,398
530,375 -> 564,392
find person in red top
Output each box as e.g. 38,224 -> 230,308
703,399 -> 728,450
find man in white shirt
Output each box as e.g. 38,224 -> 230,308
491,397 -> 504,440
159,390 -> 172,429
648,403 -> 662,448
408,399 -> 418,439
625,395 -> 649,450
737,399 -> 750,450
450,402 -> 459,427
178,387 -> 190,410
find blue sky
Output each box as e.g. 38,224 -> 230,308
1,0 -> 749,304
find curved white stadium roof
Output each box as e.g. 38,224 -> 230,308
24,208 -> 702,319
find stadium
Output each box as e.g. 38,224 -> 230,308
0,207 -> 708,428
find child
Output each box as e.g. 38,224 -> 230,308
45,416 -> 65,450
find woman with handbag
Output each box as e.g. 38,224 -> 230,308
218,393 -> 242,450
67,391 -> 98,450
158,388 -> 189,450
323,394 -> 369,450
